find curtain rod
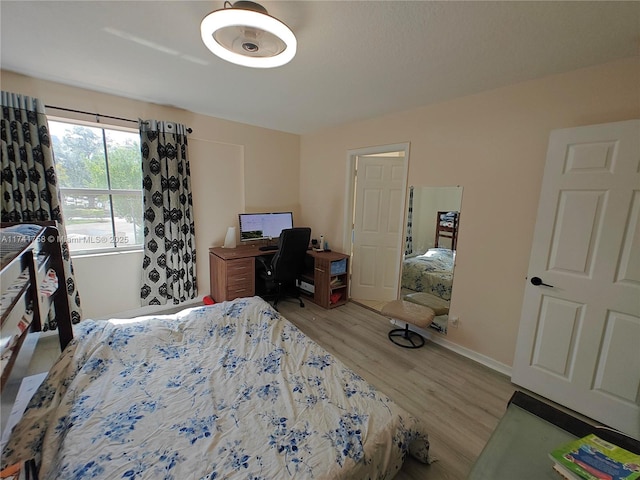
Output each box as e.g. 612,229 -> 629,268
44,105 -> 193,133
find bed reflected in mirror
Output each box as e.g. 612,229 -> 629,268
401,186 -> 463,334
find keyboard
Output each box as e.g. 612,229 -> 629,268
258,245 -> 278,251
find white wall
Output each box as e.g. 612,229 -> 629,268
71,251 -> 143,318
299,57 -> 639,368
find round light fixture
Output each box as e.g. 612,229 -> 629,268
201,1 -> 297,68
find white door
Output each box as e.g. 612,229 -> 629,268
512,119 -> 640,438
350,155 -> 406,301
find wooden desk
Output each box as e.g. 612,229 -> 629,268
209,245 -> 349,308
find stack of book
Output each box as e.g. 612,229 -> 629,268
549,434 -> 640,480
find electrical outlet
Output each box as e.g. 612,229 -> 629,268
449,315 -> 460,328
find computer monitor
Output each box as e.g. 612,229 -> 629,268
238,212 -> 294,242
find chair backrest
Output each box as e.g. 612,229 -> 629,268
270,227 -> 312,282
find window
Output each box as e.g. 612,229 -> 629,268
48,119 -> 143,254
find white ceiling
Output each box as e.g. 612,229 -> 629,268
1,1 -> 638,134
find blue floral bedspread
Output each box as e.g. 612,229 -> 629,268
2,297 -> 430,479
401,248 -> 454,300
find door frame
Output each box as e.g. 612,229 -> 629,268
342,142 -> 410,299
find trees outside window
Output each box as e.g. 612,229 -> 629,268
49,119 -> 143,253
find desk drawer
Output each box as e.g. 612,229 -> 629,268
226,258 -> 253,285
225,258 -> 254,300
226,284 -> 253,299
227,273 -> 253,288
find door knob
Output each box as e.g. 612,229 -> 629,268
530,276 -> 554,287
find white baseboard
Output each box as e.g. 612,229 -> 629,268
390,319 -> 512,377
429,334 -> 512,377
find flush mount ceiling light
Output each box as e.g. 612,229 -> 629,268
200,1 -> 297,68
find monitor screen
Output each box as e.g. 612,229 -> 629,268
238,212 -> 293,242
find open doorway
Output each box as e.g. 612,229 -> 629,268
343,143 -> 410,310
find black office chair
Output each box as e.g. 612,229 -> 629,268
257,227 -> 311,310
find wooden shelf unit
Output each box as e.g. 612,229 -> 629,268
1,223 -> 73,391
300,251 -> 349,309
435,211 -> 459,250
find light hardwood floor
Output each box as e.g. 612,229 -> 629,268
277,299 -> 517,480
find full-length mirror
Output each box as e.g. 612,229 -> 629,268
400,186 -> 463,334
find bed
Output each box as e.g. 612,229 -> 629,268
1,296 -> 430,479
401,248 -> 455,301
1,222 -> 73,391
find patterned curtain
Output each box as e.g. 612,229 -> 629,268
0,91 -> 82,327
405,185 -> 414,255
139,119 -> 196,305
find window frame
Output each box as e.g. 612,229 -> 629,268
48,115 -> 144,256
